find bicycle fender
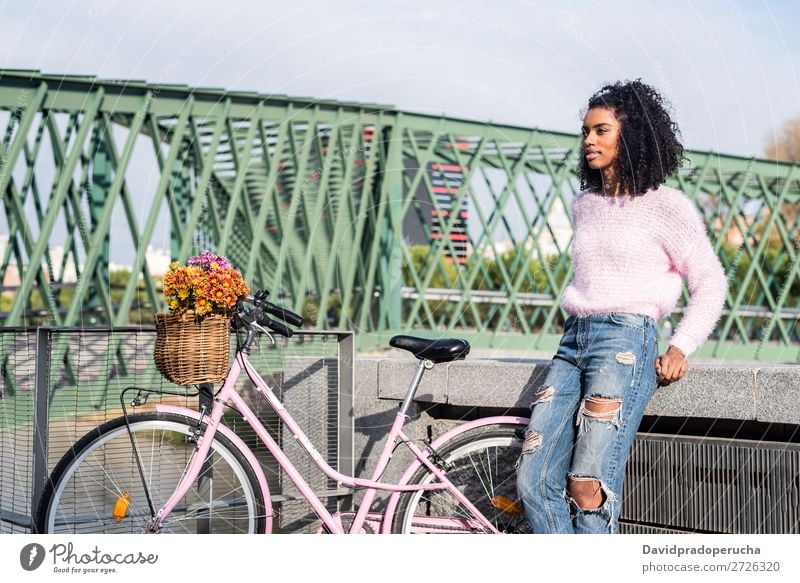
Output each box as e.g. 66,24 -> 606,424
381,415 -> 528,533
155,404 -> 273,532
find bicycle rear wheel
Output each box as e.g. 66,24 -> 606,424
36,412 -> 267,534
392,424 -> 529,534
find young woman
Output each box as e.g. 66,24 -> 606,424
515,79 -> 728,534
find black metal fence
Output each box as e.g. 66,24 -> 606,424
622,434 -> 800,534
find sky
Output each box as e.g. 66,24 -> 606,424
1,0 -> 799,264
1,0 -> 799,159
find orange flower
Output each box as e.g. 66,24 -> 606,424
162,253 -> 249,317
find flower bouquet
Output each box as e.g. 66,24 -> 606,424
154,251 -> 250,385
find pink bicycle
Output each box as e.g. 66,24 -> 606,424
36,290 -> 530,534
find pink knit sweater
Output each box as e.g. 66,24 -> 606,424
561,184 -> 728,357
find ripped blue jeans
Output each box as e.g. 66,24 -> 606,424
515,312 -> 659,534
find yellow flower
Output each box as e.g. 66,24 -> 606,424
162,254 -> 249,317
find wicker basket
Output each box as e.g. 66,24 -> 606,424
154,311 -> 231,385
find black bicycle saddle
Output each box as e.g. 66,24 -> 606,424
388,335 -> 471,363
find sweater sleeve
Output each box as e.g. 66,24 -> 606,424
662,195 -> 728,357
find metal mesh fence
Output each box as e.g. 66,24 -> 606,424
43,329 -> 199,475
0,327 -> 351,534
0,329 -> 36,533
227,330 -> 345,533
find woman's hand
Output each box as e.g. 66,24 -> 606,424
655,345 -> 687,386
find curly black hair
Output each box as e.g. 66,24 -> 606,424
578,79 -> 686,195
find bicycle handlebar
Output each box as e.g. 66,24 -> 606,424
236,289 -> 305,338
265,318 -> 293,338
262,300 -> 304,327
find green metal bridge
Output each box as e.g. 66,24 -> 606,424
1,70 -> 798,361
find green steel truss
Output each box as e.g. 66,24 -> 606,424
1,70 -> 798,361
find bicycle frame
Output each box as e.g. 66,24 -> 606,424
151,349 -> 527,534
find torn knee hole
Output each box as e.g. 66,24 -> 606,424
582,395 -> 621,420
521,431 -> 542,454
568,477 -> 606,510
533,385 -> 555,404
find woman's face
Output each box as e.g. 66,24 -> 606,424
581,107 -> 621,177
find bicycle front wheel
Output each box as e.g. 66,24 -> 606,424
392,424 -> 529,534
36,412 -> 268,534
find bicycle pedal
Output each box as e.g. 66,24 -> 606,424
491,496 -> 522,515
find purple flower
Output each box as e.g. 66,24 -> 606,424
188,251 -> 232,272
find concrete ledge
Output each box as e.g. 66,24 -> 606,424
377,358 -> 448,403
360,358 -> 800,424
447,360 -> 550,408
755,367 -> 800,424
644,366 -> 757,420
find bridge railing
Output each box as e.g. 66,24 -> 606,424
0,70 -> 798,361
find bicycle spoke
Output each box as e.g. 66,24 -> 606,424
393,426 -> 529,534
40,414 -> 263,534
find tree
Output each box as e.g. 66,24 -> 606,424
764,117 -> 800,249
765,116 -> 800,163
